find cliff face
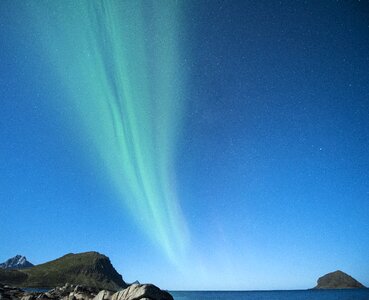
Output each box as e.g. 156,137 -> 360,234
314,270 -> 366,289
0,252 -> 127,291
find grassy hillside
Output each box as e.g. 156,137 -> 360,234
0,269 -> 28,285
0,252 -> 127,290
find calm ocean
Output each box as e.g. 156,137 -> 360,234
170,289 -> 369,300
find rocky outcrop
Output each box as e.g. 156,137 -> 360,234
0,283 -> 173,300
0,255 -> 34,270
111,284 -> 173,300
93,290 -> 114,300
47,283 -> 101,299
0,283 -> 24,299
314,270 -> 366,289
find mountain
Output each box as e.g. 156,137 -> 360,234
0,252 -> 127,290
0,255 -> 34,270
314,270 -> 366,289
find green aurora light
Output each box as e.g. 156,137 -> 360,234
29,1 -> 190,262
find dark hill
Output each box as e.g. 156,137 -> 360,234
0,252 -> 127,291
314,270 -> 366,289
0,269 -> 28,285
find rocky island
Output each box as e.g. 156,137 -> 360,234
314,270 -> 366,289
0,252 -> 173,300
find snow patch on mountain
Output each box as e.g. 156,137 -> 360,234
0,255 -> 34,269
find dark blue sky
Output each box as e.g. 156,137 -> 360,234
0,0 -> 369,290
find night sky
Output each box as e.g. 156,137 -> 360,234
1,0 -> 369,290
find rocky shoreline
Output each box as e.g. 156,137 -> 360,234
0,282 -> 173,300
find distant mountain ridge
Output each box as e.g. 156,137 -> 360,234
0,252 -> 127,290
314,270 -> 366,289
0,255 -> 34,270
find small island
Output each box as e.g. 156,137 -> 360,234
314,270 -> 366,289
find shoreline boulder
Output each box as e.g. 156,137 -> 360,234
111,284 -> 173,300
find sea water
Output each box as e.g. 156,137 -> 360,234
170,289 -> 369,300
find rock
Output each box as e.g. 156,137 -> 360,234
0,283 -> 172,300
0,284 -> 24,300
70,292 -> 90,300
45,284 -> 101,300
314,270 -> 366,289
93,290 -> 113,300
36,294 -> 50,299
21,295 -> 35,300
73,285 -> 99,295
111,284 -> 173,300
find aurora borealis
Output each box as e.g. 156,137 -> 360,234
28,1 -> 189,262
1,0 -> 369,291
